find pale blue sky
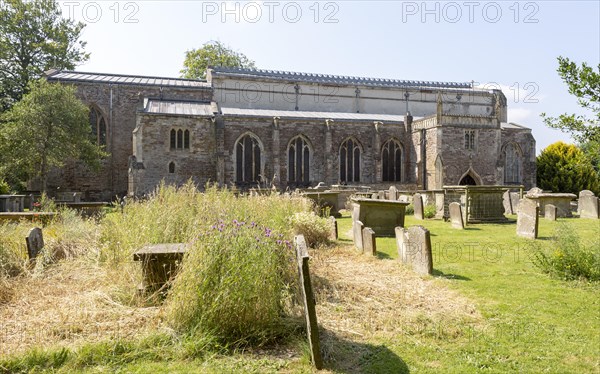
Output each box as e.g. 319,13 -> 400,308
59,1 -> 600,153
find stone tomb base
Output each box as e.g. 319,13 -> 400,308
351,198 -> 409,237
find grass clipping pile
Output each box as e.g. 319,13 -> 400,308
0,260 -> 159,357
310,246 -> 482,365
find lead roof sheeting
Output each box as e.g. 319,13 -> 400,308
47,71 -> 210,88
220,107 -> 411,122
145,100 -> 214,116
212,67 -> 473,89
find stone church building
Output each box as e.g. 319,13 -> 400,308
45,67 -> 536,200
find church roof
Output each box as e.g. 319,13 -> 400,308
501,122 -> 531,130
220,107 -> 411,123
45,70 -> 211,88
211,67 -> 473,89
144,100 -> 215,116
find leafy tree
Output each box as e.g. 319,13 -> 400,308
536,141 -> 600,195
0,0 -> 89,112
542,57 -> 600,174
0,79 -> 106,192
180,41 -> 256,80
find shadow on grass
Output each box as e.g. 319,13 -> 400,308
463,227 -> 482,231
376,251 -> 393,260
320,328 -> 409,373
432,269 -> 471,281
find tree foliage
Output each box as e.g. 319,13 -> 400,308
541,57 -> 600,176
180,41 -> 256,80
536,141 -> 600,195
0,79 -> 106,192
0,0 -> 89,112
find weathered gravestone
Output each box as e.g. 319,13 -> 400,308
544,204 -> 557,221
329,216 -> 338,240
294,235 -> 323,370
395,225 -> 433,275
503,191 -> 514,215
25,227 -> 44,260
510,192 -> 521,214
579,192 -> 599,219
516,198 -> 539,239
413,193 -> 424,220
353,220 -> 364,251
378,191 -> 386,200
578,190 -> 594,215
362,227 -> 377,256
449,202 -> 464,229
388,186 -> 398,201
371,193 -> 378,200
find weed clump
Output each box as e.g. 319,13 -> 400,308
532,223 -> 600,281
290,211 -> 331,248
167,220 -> 298,345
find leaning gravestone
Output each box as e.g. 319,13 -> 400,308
579,193 -> 599,219
413,193 -> 424,220
329,216 -> 338,240
353,220 -> 364,251
544,204 -> 557,221
388,186 -> 398,201
449,202 -> 464,229
510,192 -> 521,213
395,225 -> 433,275
516,198 -> 539,239
25,227 -> 44,260
378,191 -> 386,200
503,190 -> 514,215
294,235 -> 323,370
362,227 -> 377,256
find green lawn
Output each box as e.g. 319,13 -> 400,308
337,213 -> 600,373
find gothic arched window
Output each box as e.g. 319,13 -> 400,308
381,139 -> 403,182
504,142 -> 522,184
89,106 -> 107,146
288,136 -> 311,185
235,134 -> 262,183
340,138 -> 361,183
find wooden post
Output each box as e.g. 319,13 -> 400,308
294,235 -> 323,370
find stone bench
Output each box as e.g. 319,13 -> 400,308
133,243 -> 187,293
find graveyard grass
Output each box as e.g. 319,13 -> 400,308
0,192 -> 599,373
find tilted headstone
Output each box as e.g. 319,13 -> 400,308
579,194 -> 599,219
510,192 -> 521,214
544,204 -> 557,221
329,216 -> 338,240
378,191 -> 386,200
516,198 -> 539,239
413,193 -> 424,220
395,225 -> 433,275
362,227 -> 376,256
503,190 -> 514,215
294,235 -> 323,370
388,186 -> 398,201
25,227 -> 44,260
395,226 -> 410,264
353,220 -> 364,251
449,202 -> 464,229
